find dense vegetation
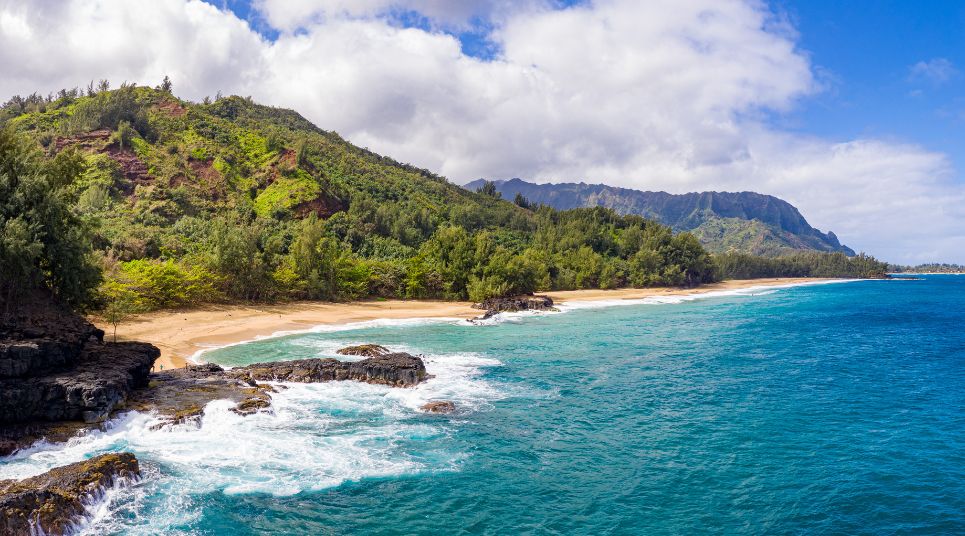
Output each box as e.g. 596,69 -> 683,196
889,263 -> 964,274
0,129 -> 100,315
1,83 -> 722,311
714,252 -> 889,280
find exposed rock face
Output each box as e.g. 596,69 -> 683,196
473,295 -> 557,319
336,344 -> 390,357
421,401 -> 455,414
0,342 -> 158,424
230,352 -> 428,387
0,452 -> 140,536
0,290 -> 159,454
0,293 -> 103,379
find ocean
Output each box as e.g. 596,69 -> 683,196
2,276 -> 963,534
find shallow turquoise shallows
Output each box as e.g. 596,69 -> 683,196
3,277 -> 964,535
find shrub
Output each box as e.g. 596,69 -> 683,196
102,259 -> 222,310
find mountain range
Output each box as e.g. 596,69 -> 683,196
465,179 -> 854,256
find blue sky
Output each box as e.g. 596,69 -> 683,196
776,0 -> 965,178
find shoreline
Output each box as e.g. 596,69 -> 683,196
97,278 -> 839,370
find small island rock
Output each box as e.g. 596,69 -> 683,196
421,401 -> 456,414
472,295 -> 557,320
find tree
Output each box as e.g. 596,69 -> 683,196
209,218 -> 273,301
476,180 -> 501,199
113,120 -> 135,150
159,75 -> 173,94
0,129 -> 100,314
289,214 -> 341,299
101,291 -> 142,342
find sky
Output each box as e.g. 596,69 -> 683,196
1,0 -> 963,264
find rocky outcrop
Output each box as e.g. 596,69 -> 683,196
421,401 -> 455,414
472,295 -> 557,319
0,342 -> 158,424
129,363 -> 273,429
0,293 -> 103,379
0,452 -> 140,536
131,353 -> 429,430
230,352 -> 428,387
0,290 -> 159,453
336,344 -> 390,357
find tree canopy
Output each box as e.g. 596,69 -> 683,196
0,128 -> 100,312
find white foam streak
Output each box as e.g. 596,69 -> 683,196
465,279 -> 859,324
558,280 -> 856,312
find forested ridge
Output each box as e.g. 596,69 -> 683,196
0,82 -> 887,314
466,178 -> 856,256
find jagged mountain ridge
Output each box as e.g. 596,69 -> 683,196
465,179 -> 854,256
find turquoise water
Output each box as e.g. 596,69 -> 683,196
3,277 -> 964,534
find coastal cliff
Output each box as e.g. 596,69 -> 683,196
0,291 -> 160,454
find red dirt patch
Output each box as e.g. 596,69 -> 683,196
105,146 -> 151,187
188,159 -> 224,200
293,194 -> 346,219
278,149 -> 297,169
167,173 -> 188,188
156,100 -> 187,118
54,129 -> 110,152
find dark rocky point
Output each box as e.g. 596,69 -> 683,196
132,353 -> 429,430
472,295 -> 557,320
0,290 -> 160,452
0,452 -> 140,536
0,291 -> 431,520
0,342 -> 159,424
229,352 -> 428,387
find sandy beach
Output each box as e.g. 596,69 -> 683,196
96,277 -> 832,370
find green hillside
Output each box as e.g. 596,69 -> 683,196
1,84 -> 720,310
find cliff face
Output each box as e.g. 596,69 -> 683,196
0,291 -> 159,427
467,179 -> 854,256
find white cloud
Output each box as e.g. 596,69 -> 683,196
0,0 -> 264,100
909,58 -> 958,85
0,0 -> 963,263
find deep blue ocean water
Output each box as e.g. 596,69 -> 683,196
2,277 -> 964,534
